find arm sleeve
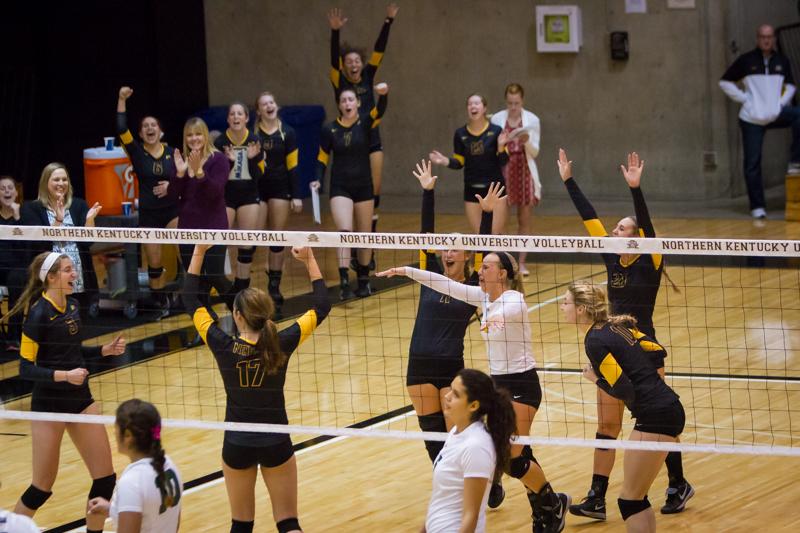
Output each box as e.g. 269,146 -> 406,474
116,111 -> 136,147
781,83 -> 797,107
449,132 -> 465,170
369,94 -> 388,127
368,17 -> 394,71
81,345 -> 103,360
419,189 -> 440,273
405,267 -> 485,306
19,358 -> 56,382
196,153 -> 229,195
586,336 -> 635,405
564,178 -> 608,237
19,306 -> 56,382
284,127 -> 301,198
497,147 -> 509,166
528,112 -> 541,157
279,279 -> 331,353
181,273 -> 215,345
629,186 -> 655,237
113,476 -> 145,514
719,80 -> 747,104
316,126 -> 332,183
167,156 -> 186,198
247,150 -> 264,180
329,29 -> 341,89
719,55 -> 748,103
461,440 -> 495,479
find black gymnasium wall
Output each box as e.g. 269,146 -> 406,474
0,0 -> 208,200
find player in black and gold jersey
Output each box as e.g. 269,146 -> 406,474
214,102 -> 265,293
327,3 -> 398,236
561,280 -> 685,532
407,160 -> 496,462
116,87 -> 178,313
6,252 -> 125,531
313,85 -> 388,299
254,92 -> 302,312
183,244 -> 330,533
430,94 -> 509,234
557,149 -> 693,519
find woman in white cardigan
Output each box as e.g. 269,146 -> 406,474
490,83 -> 541,276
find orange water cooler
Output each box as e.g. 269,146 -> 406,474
83,145 -> 138,215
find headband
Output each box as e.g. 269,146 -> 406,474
39,252 -> 63,282
497,252 -> 516,281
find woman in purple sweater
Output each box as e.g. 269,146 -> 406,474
169,117 -> 233,307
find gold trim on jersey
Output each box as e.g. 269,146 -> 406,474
599,353 -> 623,386
120,130 -> 134,145
583,219 -> 608,238
330,68 -> 341,88
452,154 -> 466,166
20,333 -> 38,362
297,309 -> 319,345
466,122 -> 490,137
225,129 -> 250,147
286,149 -> 299,170
192,307 -> 214,345
369,51 -> 384,67
41,292 -> 65,314
317,148 -> 330,166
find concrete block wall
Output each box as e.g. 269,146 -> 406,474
203,0 -> 797,210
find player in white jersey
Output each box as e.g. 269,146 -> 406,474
88,399 -> 181,533
380,253 -> 571,532
424,369 -> 514,533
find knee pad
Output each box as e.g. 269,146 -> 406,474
276,517 -> 301,533
618,497 -> 651,520
520,444 -> 538,465
373,194 -> 381,209
507,454 -> 532,479
20,484 -> 52,510
596,432 -> 617,452
238,246 -> 255,265
89,473 -> 116,500
230,519 -> 255,533
269,245 -> 285,254
148,266 -> 164,280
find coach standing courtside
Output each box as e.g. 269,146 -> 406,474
719,23 -> 800,219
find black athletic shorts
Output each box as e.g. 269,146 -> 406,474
330,180 -> 374,203
225,180 -> 260,209
222,436 -> 294,469
259,177 -> 292,202
138,206 -> 178,229
406,354 -> 465,390
31,385 -> 94,414
369,126 -> 382,153
463,180 -> 504,203
633,401 -> 685,438
492,368 -> 542,409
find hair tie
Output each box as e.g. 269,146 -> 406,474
39,252 -> 63,282
151,425 -> 161,441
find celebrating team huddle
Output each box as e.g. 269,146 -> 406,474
1,4 -> 709,533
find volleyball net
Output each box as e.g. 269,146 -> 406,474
1,225 -> 799,458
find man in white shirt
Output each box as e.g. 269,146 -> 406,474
719,24 -> 800,219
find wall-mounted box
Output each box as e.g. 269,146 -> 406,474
536,5 -> 583,53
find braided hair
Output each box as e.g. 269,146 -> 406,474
116,399 -> 169,499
